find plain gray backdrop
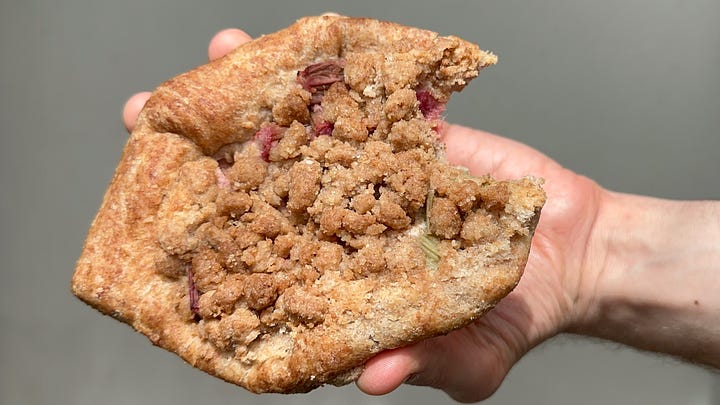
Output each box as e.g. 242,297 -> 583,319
1,1 -> 718,404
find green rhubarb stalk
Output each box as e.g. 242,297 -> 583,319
420,188 -> 440,269
418,233 -> 440,269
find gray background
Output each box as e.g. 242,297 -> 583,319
1,0 -> 718,404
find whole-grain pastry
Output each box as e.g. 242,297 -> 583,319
72,15 -> 545,393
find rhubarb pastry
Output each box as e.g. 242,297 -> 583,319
72,15 -> 545,393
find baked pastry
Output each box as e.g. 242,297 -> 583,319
72,15 -> 545,393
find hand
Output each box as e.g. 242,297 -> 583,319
121,27 -> 606,403
357,127 -> 606,401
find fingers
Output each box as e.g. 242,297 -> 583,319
208,28 -> 252,61
122,92 -> 151,132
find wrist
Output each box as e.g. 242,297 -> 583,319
571,191 -> 720,366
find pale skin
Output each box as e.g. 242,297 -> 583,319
123,28 -> 720,403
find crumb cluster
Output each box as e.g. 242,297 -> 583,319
153,57 -> 528,360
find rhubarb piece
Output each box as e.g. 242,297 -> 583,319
416,88 -> 446,121
254,123 -> 284,162
297,59 -> 346,104
186,266 -> 200,317
310,105 -> 334,136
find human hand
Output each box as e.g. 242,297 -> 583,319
361,121 -> 720,403
356,125 -> 606,401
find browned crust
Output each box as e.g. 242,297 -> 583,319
138,16 -> 497,155
72,15 -> 541,393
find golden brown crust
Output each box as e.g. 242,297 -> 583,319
72,15 -> 543,393
138,16 -> 497,155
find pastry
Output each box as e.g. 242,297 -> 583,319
72,15 -> 545,393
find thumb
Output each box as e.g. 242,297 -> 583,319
442,124 -> 561,181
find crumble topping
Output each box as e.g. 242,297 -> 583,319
69,15 -> 550,395
153,54 -> 539,362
